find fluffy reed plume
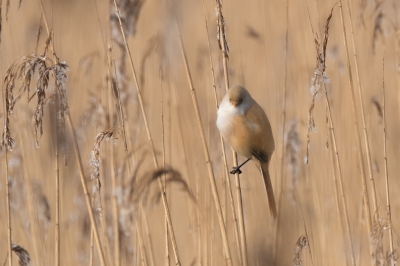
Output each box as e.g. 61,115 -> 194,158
216,0 -> 229,59
132,167 -> 196,205
305,5 -> 334,164
285,119 -> 301,196
1,52 -> 69,149
89,128 -> 122,215
12,244 -> 31,266
79,92 -> 106,130
293,235 -> 309,266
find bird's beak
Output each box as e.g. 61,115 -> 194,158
231,101 -> 238,107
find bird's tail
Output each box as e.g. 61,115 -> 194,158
261,162 -> 277,219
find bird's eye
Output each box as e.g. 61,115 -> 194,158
229,98 -> 232,102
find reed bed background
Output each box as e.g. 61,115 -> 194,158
0,0 -> 399,265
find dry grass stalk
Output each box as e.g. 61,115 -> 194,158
381,57 -> 396,265
112,2 -> 181,264
293,235 -> 309,266
200,0 -> 243,262
338,0 -> 373,248
175,17 -> 233,265
12,244 -> 31,266
214,0 -> 248,264
345,0 -> 380,223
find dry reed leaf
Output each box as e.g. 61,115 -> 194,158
305,5 -> 335,165
140,33 -> 166,86
245,25 -> 264,45
132,167 -> 196,206
371,97 -> 383,119
12,244 -> 31,266
293,235 -> 309,266
372,10 -> 385,53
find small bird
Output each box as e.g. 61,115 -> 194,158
216,85 -> 277,219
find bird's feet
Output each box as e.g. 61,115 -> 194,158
230,167 -> 242,175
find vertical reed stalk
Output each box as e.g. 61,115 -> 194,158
381,57 -> 394,262
54,99 -> 60,266
322,83 -> 356,266
338,0 -> 373,243
136,216 -> 148,266
344,0 -> 378,218
108,82 -> 121,266
200,0 -> 243,263
175,19 -> 233,266
112,1 -> 181,264
15,109 -> 42,265
273,0 -> 289,263
214,1 -> 248,264
4,147 -> 12,266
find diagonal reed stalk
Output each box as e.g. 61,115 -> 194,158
112,1 -> 181,264
215,1 -> 248,264
175,18 -> 233,266
344,0 -> 379,220
337,0 -> 373,253
381,56 -> 394,263
200,0 -> 243,264
160,70 -> 170,266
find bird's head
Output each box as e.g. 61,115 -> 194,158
228,85 -> 252,108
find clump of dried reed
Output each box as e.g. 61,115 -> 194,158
293,235 -> 309,266
2,52 -> 69,149
89,128 -> 122,215
12,244 -> 31,266
305,5 -> 334,164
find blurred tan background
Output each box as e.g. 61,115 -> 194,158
0,0 -> 399,265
